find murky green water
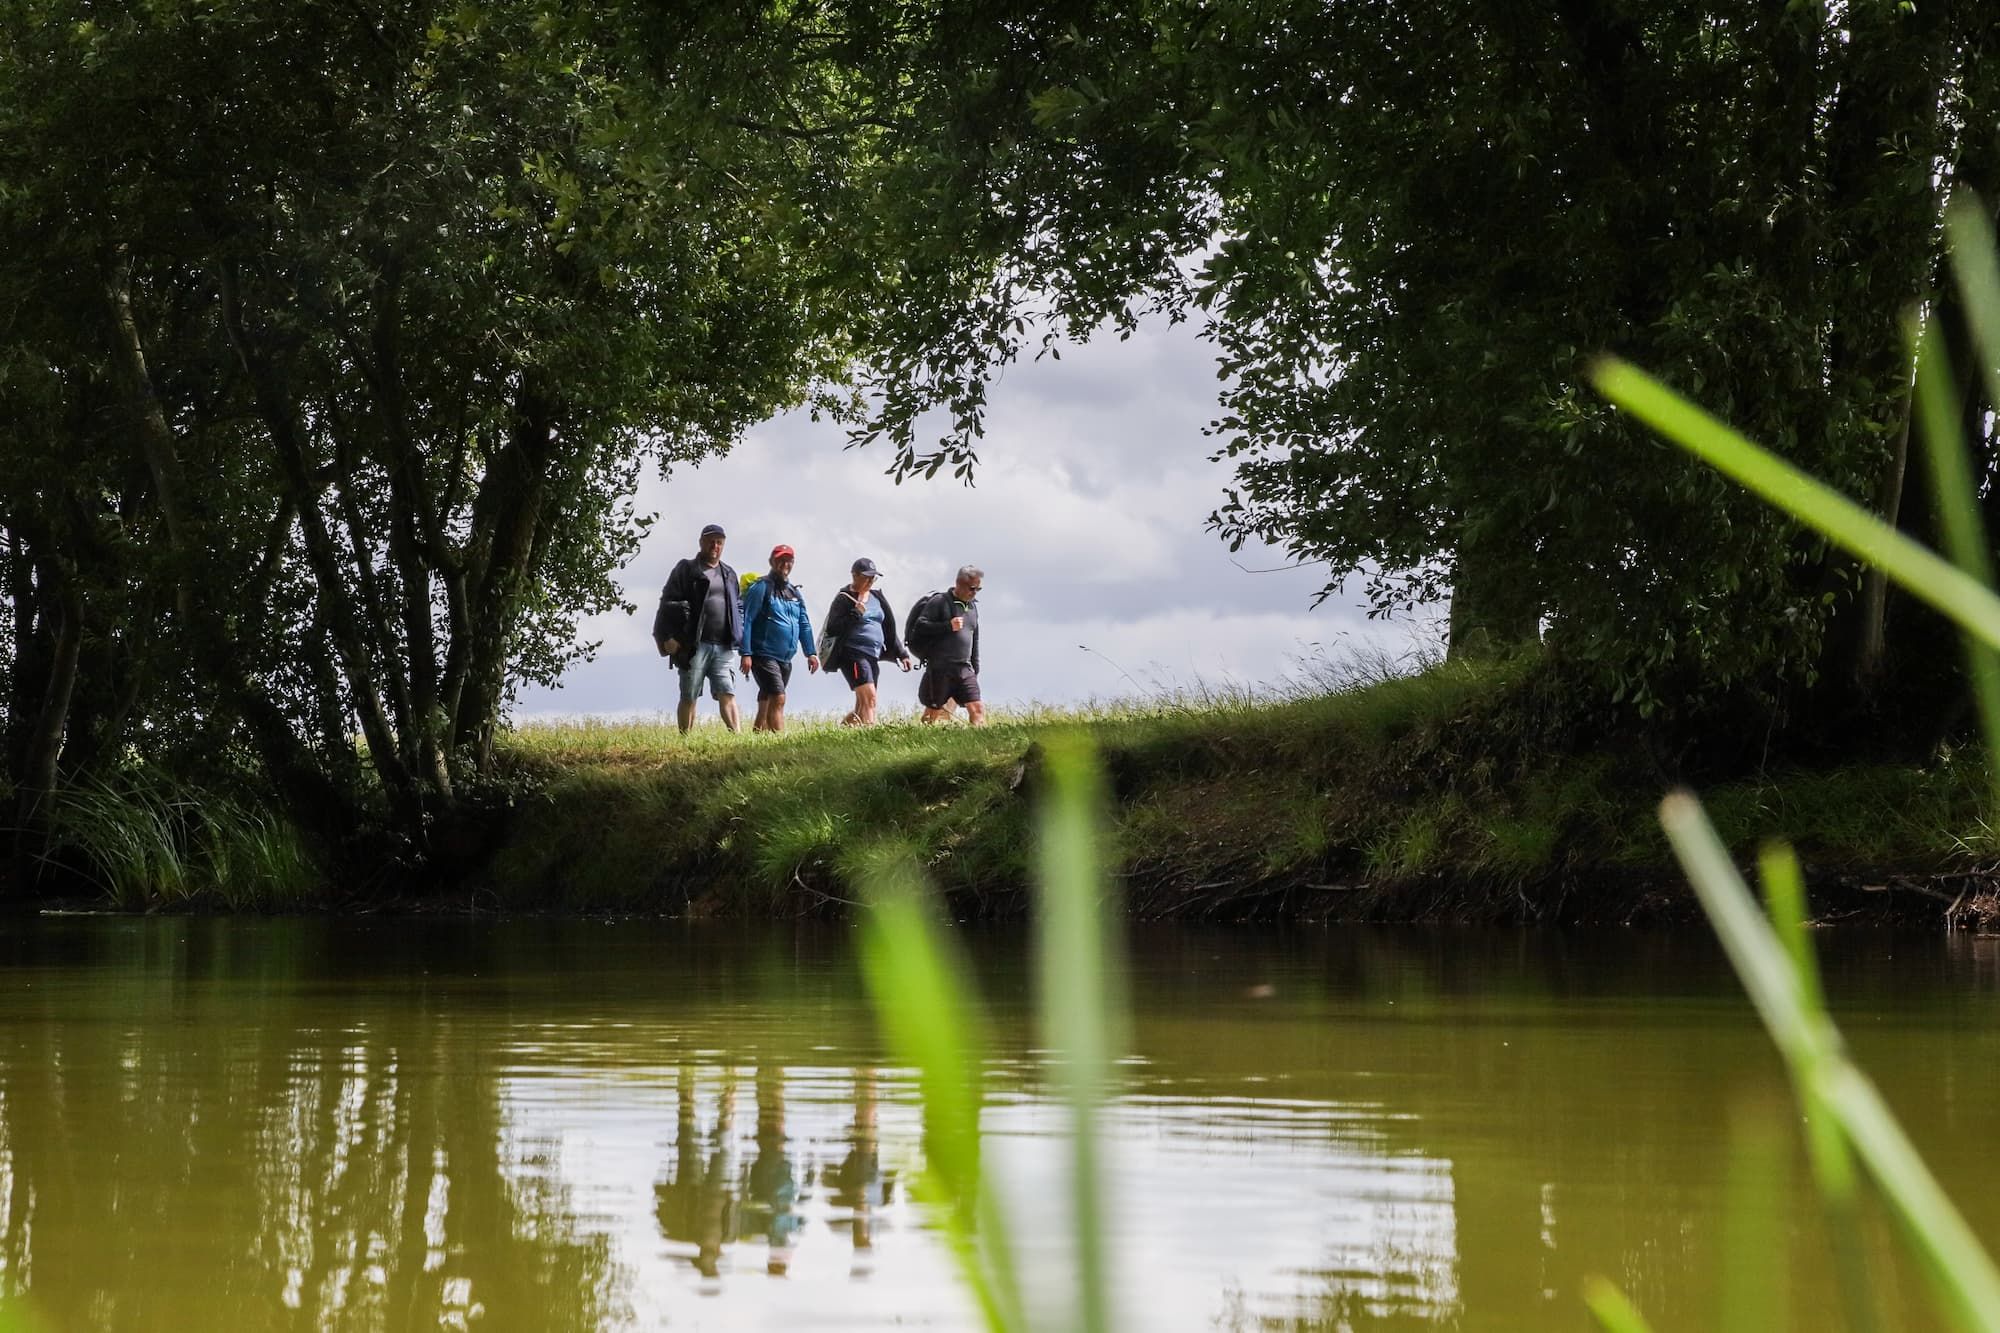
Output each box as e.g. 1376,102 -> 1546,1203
0,918 -> 1993,1331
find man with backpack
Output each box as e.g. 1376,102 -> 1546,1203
652,522 -> 744,735
909,565 -> 985,726
738,544 -> 820,734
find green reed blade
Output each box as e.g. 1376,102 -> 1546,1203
1758,842 -> 1878,1333
1035,733 -> 1123,1333
1946,198 -> 2000,427
1590,358 -> 2000,656
1583,1276 -> 1658,1333
1911,316 -> 2000,799
1719,1101 -> 1791,1333
1756,844 -> 1824,1017
1663,793 -> 2000,1331
859,856 -> 1025,1333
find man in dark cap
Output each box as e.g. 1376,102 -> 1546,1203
653,523 -> 743,734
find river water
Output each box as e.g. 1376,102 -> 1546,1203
0,917 -> 1992,1331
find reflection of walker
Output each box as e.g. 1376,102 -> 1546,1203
654,1066 -> 739,1286
832,1069 -> 896,1276
744,1066 -> 801,1276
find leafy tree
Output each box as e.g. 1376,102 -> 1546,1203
833,0 -> 2000,722
0,0 -> 954,866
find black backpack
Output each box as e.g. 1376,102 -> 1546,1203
904,590 -> 950,664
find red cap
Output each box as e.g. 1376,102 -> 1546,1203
770,544 -> 795,561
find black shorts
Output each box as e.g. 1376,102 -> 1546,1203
750,656 -> 793,700
918,663 -> 981,708
841,656 -> 880,689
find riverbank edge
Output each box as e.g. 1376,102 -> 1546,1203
469,664 -> 1997,928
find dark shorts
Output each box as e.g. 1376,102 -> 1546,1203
840,656 -> 880,689
750,656 -> 793,700
918,663 -> 981,708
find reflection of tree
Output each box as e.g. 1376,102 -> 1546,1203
0,919 -> 616,1330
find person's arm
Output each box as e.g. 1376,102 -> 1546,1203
653,559 -> 690,652
726,564 -> 746,645
739,579 -> 766,658
798,596 -> 819,663
971,618 -> 980,675
740,576 -> 760,668
879,591 -> 910,665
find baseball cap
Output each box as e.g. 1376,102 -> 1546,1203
771,544 -> 795,561
851,557 -> 883,579
700,523 -> 726,539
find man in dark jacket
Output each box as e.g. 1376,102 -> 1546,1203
653,523 -> 743,734
914,564 -> 985,726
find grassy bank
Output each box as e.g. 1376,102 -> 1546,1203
476,660 -> 1995,924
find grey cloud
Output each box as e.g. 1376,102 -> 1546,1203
516,317 -> 1432,717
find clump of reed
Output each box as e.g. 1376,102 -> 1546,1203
39,771 -> 320,910
1585,196 -> 2000,1329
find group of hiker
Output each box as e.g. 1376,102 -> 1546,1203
652,523 -> 984,734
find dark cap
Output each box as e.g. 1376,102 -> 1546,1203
699,523 -> 726,539
850,557 -> 882,579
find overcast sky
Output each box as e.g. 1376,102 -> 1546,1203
515,316 -> 1439,721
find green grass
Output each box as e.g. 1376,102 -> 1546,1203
481,655 -> 1993,920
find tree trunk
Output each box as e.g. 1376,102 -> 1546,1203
17,562 -> 81,802
102,249 -> 194,622
450,380 -> 558,766
218,263 -> 424,820
1447,529 -> 1541,660
1810,0 -> 1953,698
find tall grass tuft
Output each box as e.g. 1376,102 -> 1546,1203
42,772 -> 320,909
1589,194 -> 2000,1330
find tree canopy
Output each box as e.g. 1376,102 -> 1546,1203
3,0 -> 1996,890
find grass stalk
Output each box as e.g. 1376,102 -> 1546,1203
1583,1275 -> 1658,1333
1910,316 -> 2000,799
1759,843 -> 1878,1333
1662,793 -> 2000,1331
1590,358 -> 2000,656
1034,734 -> 1123,1333
856,851 -> 1025,1333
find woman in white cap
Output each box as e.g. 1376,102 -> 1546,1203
821,557 -> 912,726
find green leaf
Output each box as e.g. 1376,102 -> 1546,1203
1661,793 -> 2000,1332
1591,358 -> 2000,656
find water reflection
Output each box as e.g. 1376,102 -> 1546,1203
0,920 -> 616,1330
0,919 -> 1988,1331
830,1068 -> 892,1266
651,1062 -> 897,1292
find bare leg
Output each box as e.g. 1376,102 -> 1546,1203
853,682 -> 878,725
768,694 -> 787,733
719,695 -> 741,732
921,704 -> 953,725
677,698 -> 697,734
966,700 -> 986,726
